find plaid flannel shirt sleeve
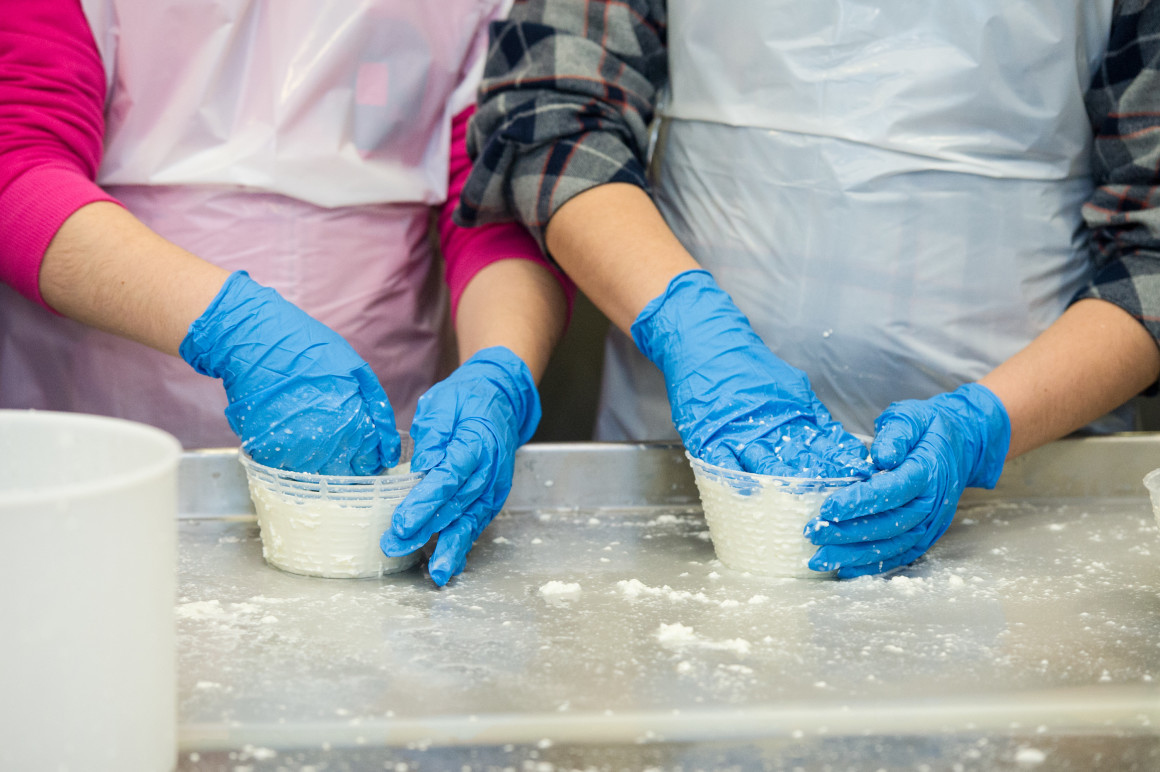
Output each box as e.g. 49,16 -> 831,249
453,0 -> 668,251
1076,0 -> 1160,347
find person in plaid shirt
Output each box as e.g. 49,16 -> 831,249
455,0 -> 1160,577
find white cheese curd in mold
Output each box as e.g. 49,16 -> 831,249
247,462 -> 421,579
692,470 -> 842,580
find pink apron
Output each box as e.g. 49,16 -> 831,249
0,0 -> 508,447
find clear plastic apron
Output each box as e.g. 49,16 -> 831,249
596,0 -> 1119,440
0,0 -> 506,448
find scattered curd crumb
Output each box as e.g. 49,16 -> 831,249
656,622 -> 697,645
175,600 -> 226,620
1014,747 -> 1047,765
539,581 -> 581,596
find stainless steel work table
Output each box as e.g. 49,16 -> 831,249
174,437 -> 1160,771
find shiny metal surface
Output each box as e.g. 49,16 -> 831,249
175,437 -> 1160,771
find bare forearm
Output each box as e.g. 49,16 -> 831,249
544,183 -> 700,334
454,258 -> 568,381
979,298 -> 1160,458
38,202 -> 229,357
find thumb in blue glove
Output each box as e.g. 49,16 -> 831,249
803,383 -> 1011,578
179,271 -> 400,475
633,270 -> 872,479
379,346 -> 540,586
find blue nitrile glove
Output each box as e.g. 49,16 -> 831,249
804,383 -> 1011,578
380,346 -> 540,586
632,270 -> 872,478
179,271 -> 400,475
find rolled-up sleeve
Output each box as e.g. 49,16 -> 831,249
454,0 -> 669,250
0,0 -> 120,308
1075,0 -> 1160,348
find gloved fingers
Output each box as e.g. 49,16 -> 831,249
383,474 -> 478,556
834,542 -> 931,579
804,498 -> 933,545
427,492 -> 502,586
380,528 -> 429,558
348,426 -> 392,477
739,435 -> 819,477
316,388 -> 394,475
386,433 -> 495,542
345,394 -> 400,476
427,516 -> 475,587
351,364 -> 400,470
700,442 -> 744,472
807,524 -> 928,574
816,458 -> 931,523
228,374 -> 393,476
408,433 -> 448,476
871,401 -> 932,470
235,404 -> 348,475
383,472 -> 488,556
732,420 -> 872,479
814,425 -> 875,478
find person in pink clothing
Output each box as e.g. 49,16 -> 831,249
0,0 -> 574,586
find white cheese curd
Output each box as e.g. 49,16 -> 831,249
243,458 -> 422,579
688,454 -> 850,579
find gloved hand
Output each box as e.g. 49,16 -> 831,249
804,383 -> 1011,578
179,271 -> 400,475
380,346 -> 540,586
633,270 -> 871,478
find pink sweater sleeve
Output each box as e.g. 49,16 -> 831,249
0,0 -> 121,308
439,105 -> 576,323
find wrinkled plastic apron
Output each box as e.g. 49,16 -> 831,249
0,0 -> 501,447
596,0 -> 1117,440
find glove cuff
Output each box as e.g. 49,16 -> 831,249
958,382 -> 1011,490
464,346 -> 542,445
630,269 -> 731,369
178,270 -> 259,378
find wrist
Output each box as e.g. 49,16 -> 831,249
464,346 -> 542,444
178,270 -> 259,378
630,269 -> 723,367
956,383 -> 1012,489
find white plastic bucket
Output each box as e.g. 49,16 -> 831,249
0,410 -> 181,772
